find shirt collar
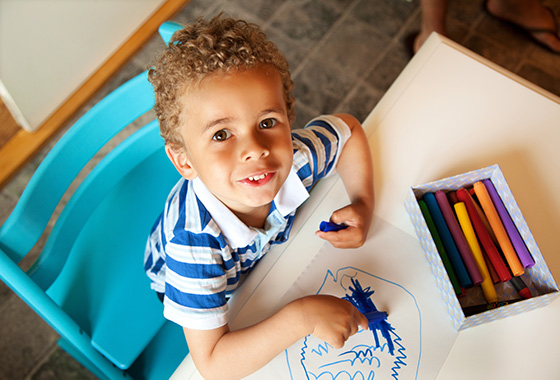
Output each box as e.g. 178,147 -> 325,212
192,169 -> 309,249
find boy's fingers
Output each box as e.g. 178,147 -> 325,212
315,227 -> 366,248
330,207 -> 356,226
315,230 -> 349,247
357,310 -> 369,330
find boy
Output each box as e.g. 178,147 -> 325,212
144,14 -> 374,379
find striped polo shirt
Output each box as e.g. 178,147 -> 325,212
144,115 -> 351,330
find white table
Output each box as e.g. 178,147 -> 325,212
381,34 -> 560,379
172,33 -> 560,379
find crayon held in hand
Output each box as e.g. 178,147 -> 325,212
364,310 -> 388,324
319,221 -> 348,232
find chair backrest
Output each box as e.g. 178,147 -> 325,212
0,72 -> 155,266
0,21 -> 187,379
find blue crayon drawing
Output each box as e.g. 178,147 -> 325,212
285,267 -> 422,380
343,278 -> 397,356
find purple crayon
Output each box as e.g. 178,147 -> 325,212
482,179 -> 535,268
435,190 -> 483,285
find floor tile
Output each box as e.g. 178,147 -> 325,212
263,27 -> 310,73
211,1 -> 268,25
448,0 -> 485,25
366,41 -> 411,92
351,0 -> 417,38
0,190 -> 17,226
0,296 -> 58,380
463,32 -> 523,73
336,82 -> 383,123
293,54 -> 360,115
175,0 -> 221,21
31,346 -> 97,380
270,0 -> 346,49
477,12 -> 535,53
317,15 -> 392,76
528,43 -> 560,72
234,0 -> 285,21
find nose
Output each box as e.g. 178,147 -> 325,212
240,131 -> 270,161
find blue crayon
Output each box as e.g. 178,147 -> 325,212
423,192 -> 473,288
319,221 -> 348,232
364,311 -> 388,324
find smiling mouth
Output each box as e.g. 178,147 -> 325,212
248,173 -> 268,182
241,172 -> 275,186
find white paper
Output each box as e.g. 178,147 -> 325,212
245,217 -> 458,379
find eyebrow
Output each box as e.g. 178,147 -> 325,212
257,107 -> 287,121
260,108 -> 286,117
203,117 -> 232,133
202,108 -> 286,132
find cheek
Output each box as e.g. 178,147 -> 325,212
279,136 -> 294,160
283,144 -> 294,163
198,153 -> 232,179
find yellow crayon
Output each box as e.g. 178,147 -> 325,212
454,202 -> 498,303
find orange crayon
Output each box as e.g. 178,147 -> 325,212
473,182 -> 524,276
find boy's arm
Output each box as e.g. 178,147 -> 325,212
315,113 -> 374,248
184,295 -> 368,380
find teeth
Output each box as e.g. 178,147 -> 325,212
248,173 -> 267,181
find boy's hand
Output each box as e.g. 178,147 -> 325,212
300,295 -> 369,348
319,113 -> 373,249
315,200 -> 371,248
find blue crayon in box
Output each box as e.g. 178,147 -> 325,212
418,199 -> 462,295
423,192 -> 472,288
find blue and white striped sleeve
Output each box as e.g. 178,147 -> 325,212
158,180 -> 231,330
163,231 -> 230,330
291,114 -> 352,190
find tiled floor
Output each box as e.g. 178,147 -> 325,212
1,0 -> 559,378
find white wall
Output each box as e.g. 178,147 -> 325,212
0,0 -> 166,132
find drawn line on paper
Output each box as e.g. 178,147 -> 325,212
343,277 -> 396,354
285,266 -> 421,380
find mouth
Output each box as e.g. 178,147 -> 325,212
248,173 -> 268,182
240,172 -> 275,186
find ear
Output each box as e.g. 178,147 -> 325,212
165,144 -> 198,180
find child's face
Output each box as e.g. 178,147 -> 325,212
169,65 -> 293,221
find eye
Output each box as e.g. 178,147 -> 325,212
259,118 -> 277,129
212,129 -> 231,141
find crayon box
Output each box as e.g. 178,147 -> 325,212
405,164 -> 559,330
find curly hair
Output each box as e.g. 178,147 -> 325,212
149,14 -> 296,151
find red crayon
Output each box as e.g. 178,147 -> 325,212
483,248 -> 501,284
511,276 -> 532,299
456,188 -> 511,282
447,191 -> 459,206
469,189 -> 498,244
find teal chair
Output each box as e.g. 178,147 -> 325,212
0,22 -> 186,379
